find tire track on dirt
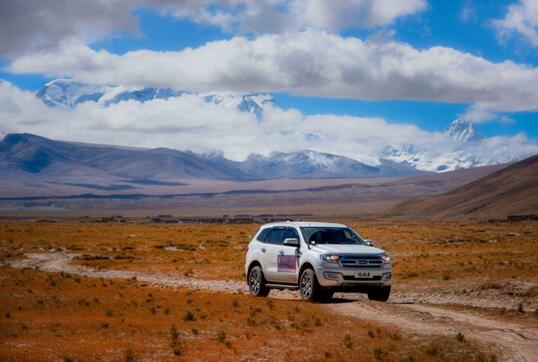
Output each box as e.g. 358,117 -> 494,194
327,302 -> 538,362
5,252 -> 538,361
6,252 -> 248,293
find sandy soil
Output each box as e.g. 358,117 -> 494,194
328,302 -> 538,362
7,252 -> 538,362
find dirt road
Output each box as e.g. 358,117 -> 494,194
327,302 -> 538,362
6,252 -> 538,362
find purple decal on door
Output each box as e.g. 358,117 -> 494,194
277,255 -> 296,272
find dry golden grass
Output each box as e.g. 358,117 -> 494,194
348,220 -> 538,282
1,222 -> 258,281
1,220 -> 537,286
0,220 -> 519,360
0,267 -> 486,361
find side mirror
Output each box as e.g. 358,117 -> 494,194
283,238 -> 300,247
365,239 -> 374,246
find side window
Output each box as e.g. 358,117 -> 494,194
256,228 -> 271,242
283,227 -> 299,240
267,228 -> 286,245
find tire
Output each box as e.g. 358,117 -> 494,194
367,286 -> 391,302
299,268 -> 322,302
248,265 -> 269,297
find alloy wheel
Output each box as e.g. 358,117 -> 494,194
250,269 -> 261,294
301,273 -> 312,299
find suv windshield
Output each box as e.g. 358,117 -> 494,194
300,227 -> 365,245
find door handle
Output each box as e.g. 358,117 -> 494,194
279,250 -> 284,255
261,247 -> 266,253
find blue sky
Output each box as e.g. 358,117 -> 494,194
1,0 -> 536,139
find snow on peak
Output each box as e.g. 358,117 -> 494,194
36,79 -> 273,117
444,118 -> 484,142
36,79 -> 107,108
382,119 -> 492,172
201,92 -> 274,117
33,82 -> 529,174
263,149 -> 381,169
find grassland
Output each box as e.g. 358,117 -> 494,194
3,220 -> 537,292
1,266 -> 485,361
1,219 -> 537,360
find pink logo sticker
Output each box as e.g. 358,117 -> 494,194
277,255 -> 296,272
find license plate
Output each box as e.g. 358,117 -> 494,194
355,271 -> 372,278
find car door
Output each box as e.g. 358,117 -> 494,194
261,227 -> 286,282
276,227 -> 301,283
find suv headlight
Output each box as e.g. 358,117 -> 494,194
380,253 -> 391,263
320,254 -> 340,263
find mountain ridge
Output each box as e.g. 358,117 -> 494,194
389,154 -> 538,218
0,133 -> 423,184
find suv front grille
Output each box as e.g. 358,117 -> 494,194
339,255 -> 383,268
343,275 -> 382,281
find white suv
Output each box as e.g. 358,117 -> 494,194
245,221 -> 392,302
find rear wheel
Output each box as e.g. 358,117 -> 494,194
300,268 -> 323,302
367,286 -> 391,302
248,266 -> 269,297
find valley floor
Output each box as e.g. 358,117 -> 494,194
0,164 -> 503,217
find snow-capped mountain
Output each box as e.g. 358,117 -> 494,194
36,79 -> 273,116
202,93 -> 273,118
33,80 -> 533,174
36,79 -> 185,107
36,79 -> 107,108
0,134 -> 422,181
382,119 -> 493,172
444,118 -> 484,142
240,150 -> 421,179
383,146 -> 487,172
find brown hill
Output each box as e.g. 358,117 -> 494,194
390,155 -> 538,219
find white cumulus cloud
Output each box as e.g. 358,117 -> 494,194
177,0 -> 428,33
493,0 -> 538,47
0,0 -> 426,58
7,31 -> 538,117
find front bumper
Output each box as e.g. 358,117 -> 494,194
316,263 -> 392,288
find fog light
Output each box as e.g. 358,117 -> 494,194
383,273 -> 392,280
324,272 -> 341,280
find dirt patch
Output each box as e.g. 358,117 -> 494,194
328,302 -> 538,362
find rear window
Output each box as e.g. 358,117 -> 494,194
256,228 -> 271,242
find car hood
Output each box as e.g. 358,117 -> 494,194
311,244 -> 385,255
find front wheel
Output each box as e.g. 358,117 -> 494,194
300,268 -> 323,302
248,266 -> 269,297
367,286 -> 391,302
